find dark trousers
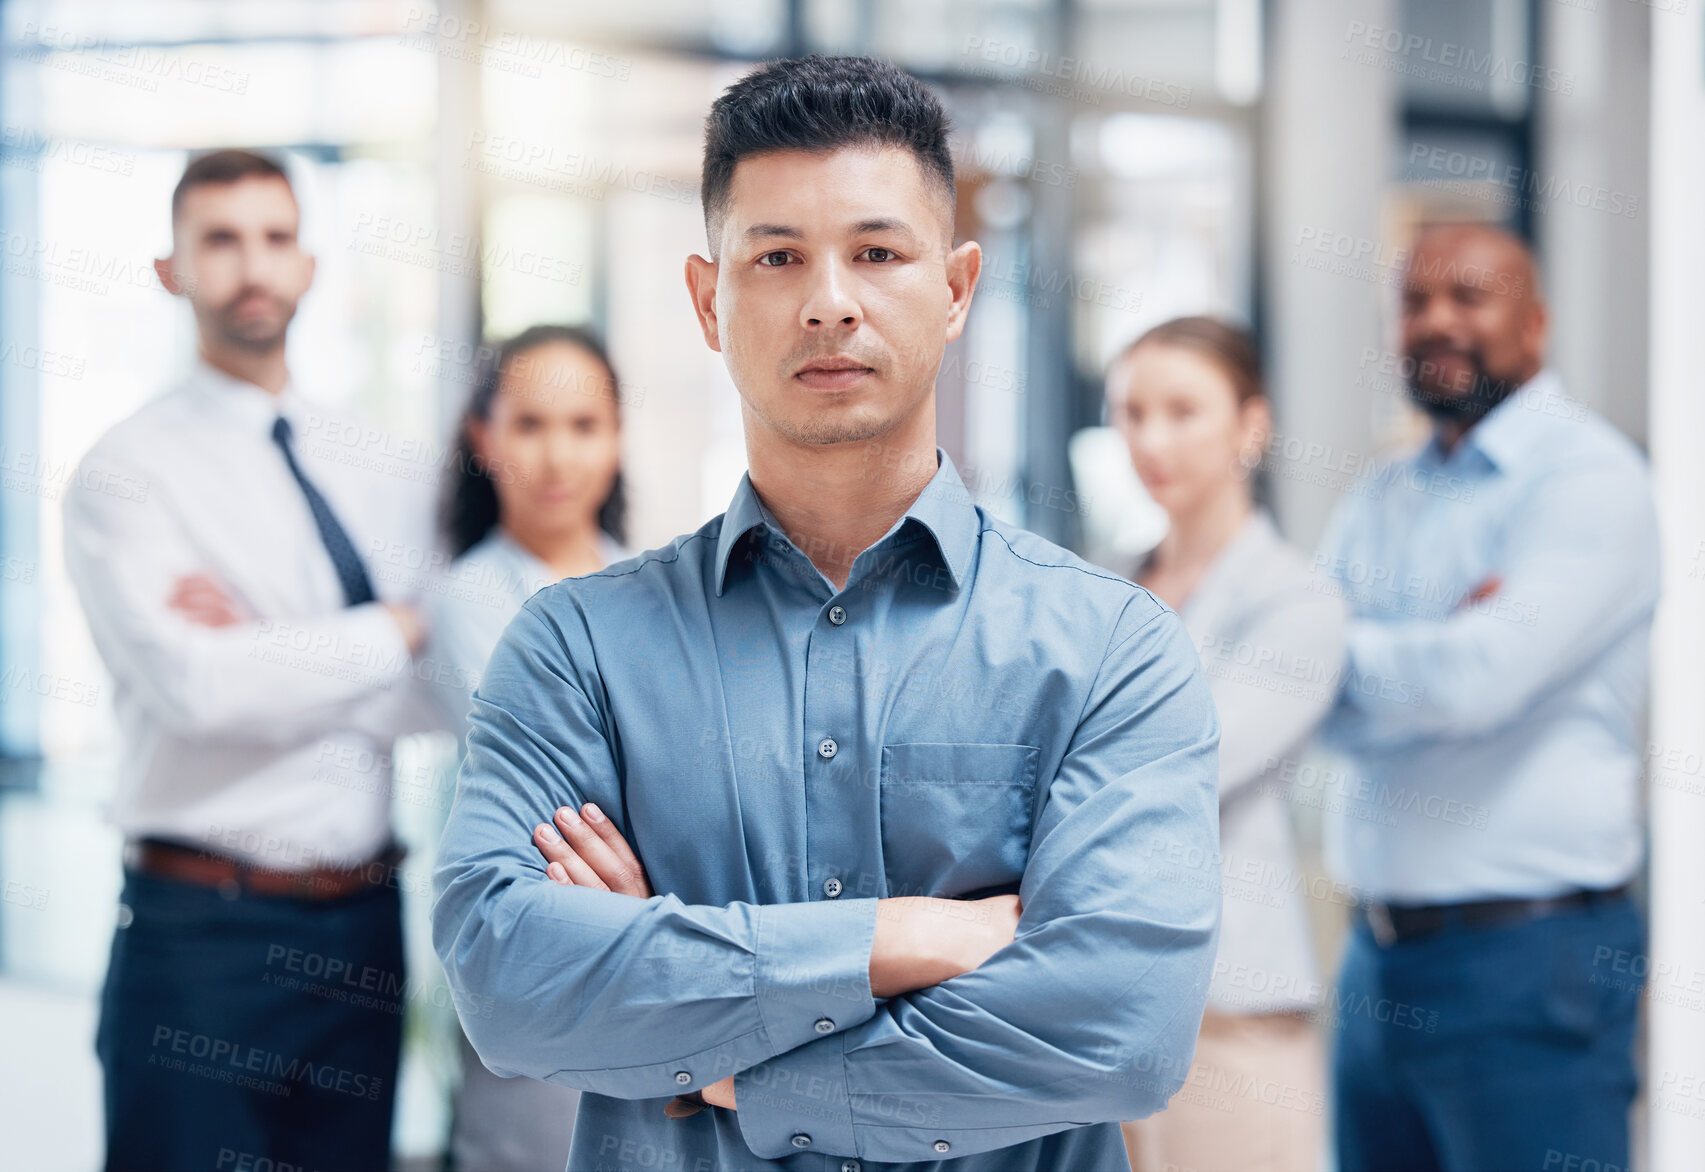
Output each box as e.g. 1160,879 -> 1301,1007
1333,894 -> 1643,1172
96,865 -> 406,1172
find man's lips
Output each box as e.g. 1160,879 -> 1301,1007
794,361 -> 874,391
1412,346 -> 1474,367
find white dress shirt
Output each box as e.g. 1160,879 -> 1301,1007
62,359 -> 446,870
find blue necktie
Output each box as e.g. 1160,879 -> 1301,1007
270,415 -> 377,607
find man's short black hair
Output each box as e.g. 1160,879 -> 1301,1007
700,54 -> 956,257
171,148 -> 293,223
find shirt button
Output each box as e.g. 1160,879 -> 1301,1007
791,1134 -> 812,1149
842,1162 -> 862,1172
814,1016 -> 835,1034
817,738 -> 838,760
823,876 -> 843,899
674,1070 -> 691,1085
828,604 -> 846,625
933,1140 -> 951,1154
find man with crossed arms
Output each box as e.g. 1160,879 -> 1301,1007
433,54 -> 1221,1171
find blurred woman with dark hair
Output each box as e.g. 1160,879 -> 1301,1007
1107,316 -> 1344,1172
428,324 -> 630,1171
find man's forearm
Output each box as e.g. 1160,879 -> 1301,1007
869,894 -> 1021,997
526,805 -> 1022,1114
531,803 -> 1020,1002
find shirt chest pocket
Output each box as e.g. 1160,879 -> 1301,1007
878,742 -> 1041,899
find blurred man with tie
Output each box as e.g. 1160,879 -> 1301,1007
63,149 -> 439,1171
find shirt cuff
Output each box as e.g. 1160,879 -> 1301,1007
750,896 -> 879,1054
734,1028 -> 858,1160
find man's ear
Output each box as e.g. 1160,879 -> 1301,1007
684,253 -> 722,353
154,255 -> 187,296
942,240 -> 981,346
1523,294 -> 1548,370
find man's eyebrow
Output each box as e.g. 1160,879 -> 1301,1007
740,218 -> 921,243
851,218 -> 917,240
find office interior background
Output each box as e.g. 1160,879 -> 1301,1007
0,0 -> 1701,1168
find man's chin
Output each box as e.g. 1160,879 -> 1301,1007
778,418 -> 895,447
1404,380 -> 1507,424
219,324 -> 289,353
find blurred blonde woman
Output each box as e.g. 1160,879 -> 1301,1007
1107,316 -> 1344,1172
430,324 -> 630,1171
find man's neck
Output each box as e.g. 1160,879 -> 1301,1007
746,412 -> 939,592
201,340 -> 288,395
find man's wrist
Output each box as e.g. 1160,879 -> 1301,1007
701,1075 -> 736,1109
871,896 -> 964,997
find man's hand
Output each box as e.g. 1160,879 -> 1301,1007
1461,575 -> 1502,607
532,803 -> 652,897
167,573 -> 246,627
700,1075 -> 736,1110
383,602 -> 427,654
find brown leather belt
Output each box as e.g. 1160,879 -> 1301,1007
1361,883 -> 1631,947
127,837 -> 406,901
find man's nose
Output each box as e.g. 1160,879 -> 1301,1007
799,258 -> 861,329
237,239 -> 275,284
1409,292 -> 1459,341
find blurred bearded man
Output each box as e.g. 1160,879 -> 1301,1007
1315,223 -> 1659,1172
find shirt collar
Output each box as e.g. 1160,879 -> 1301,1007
1435,367 -> 1563,473
713,446 -> 980,597
184,357 -> 306,436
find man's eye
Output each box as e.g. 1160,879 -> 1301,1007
757,251 -> 792,267
862,247 -> 895,263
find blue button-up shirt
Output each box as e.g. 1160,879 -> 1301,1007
432,448 -> 1221,1171
1315,370 -> 1660,902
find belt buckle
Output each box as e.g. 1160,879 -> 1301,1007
1366,902 -> 1398,947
